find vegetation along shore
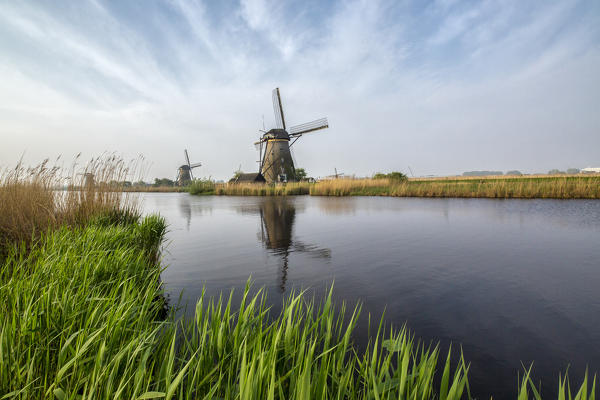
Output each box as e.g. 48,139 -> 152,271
1,158 -> 596,399
189,173 -> 600,199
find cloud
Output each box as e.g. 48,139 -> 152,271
0,0 -> 598,180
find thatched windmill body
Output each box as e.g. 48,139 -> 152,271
255,88 -> 329,183
176,149 -> 201,186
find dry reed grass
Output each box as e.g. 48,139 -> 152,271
310,178 -> 390,196
213,182 -> 312,196
310,176 -> 600,199
0,154 -> 140,251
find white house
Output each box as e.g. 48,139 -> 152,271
581,167 -> 600,173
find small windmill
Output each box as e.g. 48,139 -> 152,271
254,88 -> 329,183
176,149 -> 201,186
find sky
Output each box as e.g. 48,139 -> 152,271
1,0 -> 599,180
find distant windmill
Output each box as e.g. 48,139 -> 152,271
176,149 -> 201,186
254,88 -> 329,183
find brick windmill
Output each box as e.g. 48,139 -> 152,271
254,88 -> 329,183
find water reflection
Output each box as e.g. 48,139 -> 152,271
253,198 -> 331,292
178,196 -> 213,231
142,194 -> 600,399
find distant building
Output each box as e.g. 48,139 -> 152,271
581,167 -> 600,173
229,172 -> 266,183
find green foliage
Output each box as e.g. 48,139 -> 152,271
293,168 -> 308,181
373,171 -> 408,182
506,170 -> 523,176
90,206 -> 141,227
548,169 -> 566,175
0,215 -> 596,398
0,216 -> 168,398
567,168 -> 580,174
188,179 -> 216,195
154,178 -> 175,187
517,367 -> 596,400
0,217 -> 469,399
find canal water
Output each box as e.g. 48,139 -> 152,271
142,193 -> 600,399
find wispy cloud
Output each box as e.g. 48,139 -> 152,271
0,0 -> 598,179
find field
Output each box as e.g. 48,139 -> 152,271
190,175 -> 600,199
1,160 -> 596,398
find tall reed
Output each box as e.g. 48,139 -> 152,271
0,155 -> 140,252
310,178 -> 391,196
310,176 -> 600,199
213,182 -> 312,196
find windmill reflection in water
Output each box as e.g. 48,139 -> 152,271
256,198 -> 331,292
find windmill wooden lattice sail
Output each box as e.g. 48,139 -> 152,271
254,88 -> 329,183
176,149 -> 202,186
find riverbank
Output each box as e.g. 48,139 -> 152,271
1,220 -> 594,398
190,175 -> 600,199
2,203 -> 472,398
1,160 -> 596,398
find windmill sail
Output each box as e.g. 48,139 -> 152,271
289,117 -> 329,137
255,87 -> 329,183
177,149 -> 201,185
272,88 -> 286,130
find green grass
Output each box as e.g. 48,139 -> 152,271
0,213 -> 470,399
188,179 -> 216,195
1,214 -> 596,399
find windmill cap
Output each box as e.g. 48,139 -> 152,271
265,128 -> 290,140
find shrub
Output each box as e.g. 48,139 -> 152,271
188,179 -> 216,195
373,171 -> 408,182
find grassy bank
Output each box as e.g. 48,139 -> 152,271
328,176 -> 600,199
1,161 -> 597,398
189,179 -> 311,196
310,175 -> 600,199
1,221 -> 595,398
191,175 -> 600,199
1,215 -> 474,399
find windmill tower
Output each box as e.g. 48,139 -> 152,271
254,88 -> 329,183
176,149 -> 201,186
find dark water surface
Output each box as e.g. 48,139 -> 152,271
142,194 -> 600,399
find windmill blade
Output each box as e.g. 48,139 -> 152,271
272,88 -> 286,130
289,117 -> 329,137
290,146 -> 298,173
190,162 -> 202,168
184,149 -> 191,167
